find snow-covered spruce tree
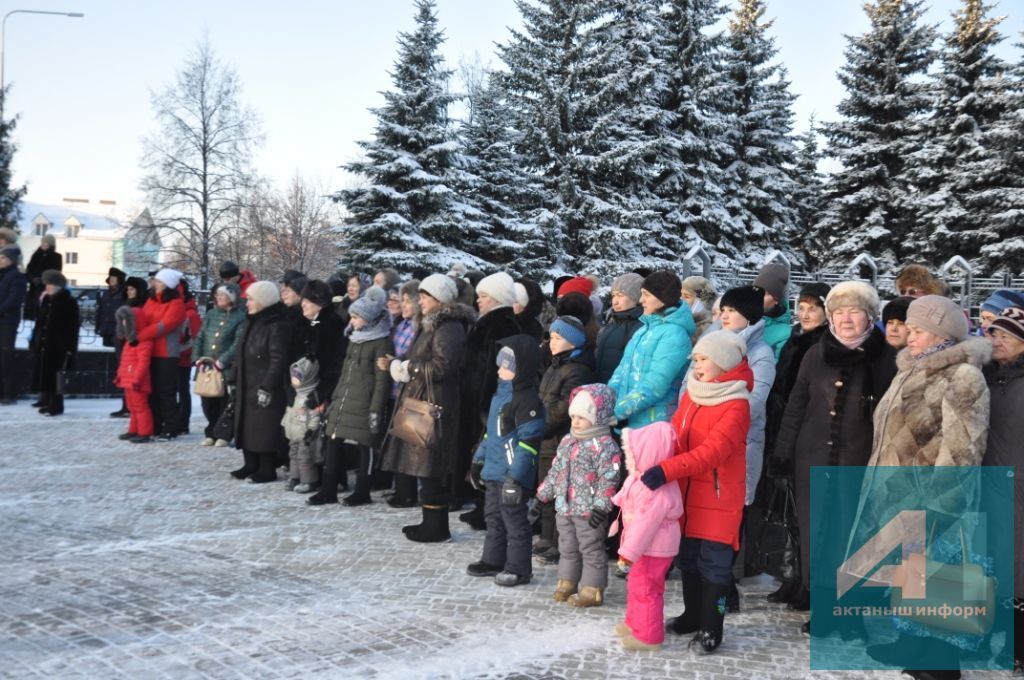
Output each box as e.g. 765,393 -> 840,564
719,0 -> 802,265
811,0 -> 937,271
793,116 -> 825,259
456,73 -> 551,277
913,1 -> 1013,266
336,0 -> 483,274
496,0 -> 611,274
0,87 -> 27,233
653,0 -> 736,262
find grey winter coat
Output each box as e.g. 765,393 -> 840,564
982,354 -> 1024,597
734,320 -> 776,505
325,335 -> 393,448
382,302 -> 473,479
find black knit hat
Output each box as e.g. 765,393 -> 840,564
798,282 -> 831,308
720,285 -> 765,324
107,267 -> 126,285
882,296 -> 913,325
300,280 -> 333,308
555,292 -> 593,326
642,270 -> 682,310
219,261 -> 240,279
284,275 -> 310,296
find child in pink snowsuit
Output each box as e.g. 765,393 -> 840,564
612,421 -> 684,651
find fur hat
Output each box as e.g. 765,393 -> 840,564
894,264 -> 937,297
0,244 -> 20,264
219,261 -> 241,279
906,295 -> 968,342
246,280 -> 280,309
754,263 -> 789,303
549,315 -> 586,349
612,273 -> 644,305
990,306 -> 1024,342
882,296 -> 913,325
400,279 -> 420,301
720,285 -> 765,324
349,290 -> 386,321
693,330 -> 748,372
558,276 -> 593,298
642,270 -> 682,310
0,227 -> 17,245
107,267 -> 127,285
475,271 -> 517,308
42,269 -> 68,288
154,268 -> 182,290
798,282 -> 831,308
419,274 -> 457,304
115,306 -> 140,343
681,276 -> 717,306
980,288 -> 1024,316
125,277 -> 149,305
300,280 -> 333,308
825,281 -> 881,320
283,275 -> 310,297
513,282 -> 529,308
375,268 -> 401,291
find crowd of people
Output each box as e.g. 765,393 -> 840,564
0,230 -> 1022,676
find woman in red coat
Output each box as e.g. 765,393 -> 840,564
114,306 -> 154,443
639,330 -> 752,654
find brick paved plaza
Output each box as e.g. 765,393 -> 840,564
0,400 -> 1012,679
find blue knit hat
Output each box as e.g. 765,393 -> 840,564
549,315 -> 586,348
349,292 -> 385,321
980,288 -> 1024,316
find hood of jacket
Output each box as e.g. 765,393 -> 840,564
622,421 -> 676,474
642,303 -> 697,336
497,333 -> 543,388
567,383 -> 617,427
518,278 -> 545,320
735,318 -> 765,346
895,337 -> 992,374
610,305 -> 643,324
421,301 -> 477,333
115,305 -> 147,343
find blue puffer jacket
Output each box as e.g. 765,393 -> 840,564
733,319 -> 777,505
608,304 -> 696,427
0,264 -> 27,325
474,334 -> 546,488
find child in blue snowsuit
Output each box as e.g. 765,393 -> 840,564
467,334 -> 545,587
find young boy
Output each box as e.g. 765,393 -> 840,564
467,335 -> 546,587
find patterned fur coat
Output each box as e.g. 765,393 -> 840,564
869,338 -> 991,468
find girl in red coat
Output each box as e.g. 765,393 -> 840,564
114,306 -> 154,443
639,330 -> 752,654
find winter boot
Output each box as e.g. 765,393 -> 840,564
552,579 -> 578,602
867,632 -> 927,667
405,504 -> 451,543
690,580 -> 729,654
466,561 -> 502,577
614,622 -> 631,637
767,579 -> 799,604
787,583 -> 810,611
668,572 -> 702,635
230,451 -> 258,479
247,452 -> 279,484
621,633 -> 662,651
118,431 -> 138,441
567,586 -> 604,608
459,504 -> 487,531
726,577 -> 740,613
1013,601 -> 1023,675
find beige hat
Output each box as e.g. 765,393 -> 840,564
906,295 -> 968,342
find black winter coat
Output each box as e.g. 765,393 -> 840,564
382,302 -> 474,479
594,305 -> 642,384
764,323 -> 827,455
325,334 -> 393,448
23,248 -> 62,321
0,264 -> 27,325
234,303 -> 290,453
538,348 -> 596,460
31,289 -> 80,392
461,306 -> 518,428
95,286 -> 126,343
294,311 -> 346,403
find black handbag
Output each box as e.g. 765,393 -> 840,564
753,479 -> 801,582
308,420 -> 329,466
212,391 -> 236,442
55,353 -> 79,395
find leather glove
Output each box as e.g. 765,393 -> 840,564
526,498 -> 542,525
588,508 -> 608,529
368,412 -> 381,435
256,388 -> 272,408
469,461 -> 484,491
640,465 -> 667,490
501,477 -> 523,506
128,339 -> 139,347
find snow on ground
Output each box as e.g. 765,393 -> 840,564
0,400 -> 1010,679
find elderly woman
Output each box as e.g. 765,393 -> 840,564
982,307 -> 1024,674
194,283 -> 245,446
861,295 -> 991,678
772,282 -> 897,623
382,274 -> 473,543
23,233 -> 61,322
30,270 -> 79,416
231,281 -> 290,483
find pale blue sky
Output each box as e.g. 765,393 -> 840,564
3,0 -> 1022,212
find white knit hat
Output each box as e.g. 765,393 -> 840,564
418,274 -> 457,305
154,268 -> 182,290
692,330 -> 747,372
568,389 -> 598,424
513,282 -> 529,308
246,280 -> 280,308
475,272 -> 517,308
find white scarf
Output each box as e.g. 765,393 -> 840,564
684,374 -> 749,406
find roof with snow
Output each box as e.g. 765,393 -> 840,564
18,200 -> 128,234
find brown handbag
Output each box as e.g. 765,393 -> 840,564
389,366 -> 443,449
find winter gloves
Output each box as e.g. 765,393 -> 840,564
641,465 -> 667,490
389,359 -> 411,383
257,388 -> 272,408
501,477 -> 523,505
526,498 -> 542,524
368,412 -> 381,435
588,508 -> 608,529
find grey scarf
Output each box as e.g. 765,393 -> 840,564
347,312 -> 392,344
571,423 -> 611,441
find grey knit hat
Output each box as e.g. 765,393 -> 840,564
754,263 -> 789,303
611,272 -> 644,305
42,269 -> 68,288
906,295 -> 968,342
693,330 -> 748,372
418,274 -> 457,304
246,281 -> 280,309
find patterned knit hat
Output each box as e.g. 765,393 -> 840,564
989,306 -> 1024,342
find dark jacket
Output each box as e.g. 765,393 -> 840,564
326,333 -> 393,448
382,302 -> 474,479
538,347 -> 596,460
473,334 -> 545,487
594,305 -> 643,384
294,310 -> 347,403
31,288 -> 80,392
23,248 -> 61,321
0,264 -> 27,325
96,283 -> 127,343
516,278 -> 546,342
982,354 -> 1024,597
461,305 -> 518,428
234,302 -> 290,452
764,323 -> 827,457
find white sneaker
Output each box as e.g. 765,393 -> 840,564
213,439 -> 229,447
199,437 -> 215,447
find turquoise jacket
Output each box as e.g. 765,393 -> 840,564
762,301 -> 792,361
608,304 -> 696,427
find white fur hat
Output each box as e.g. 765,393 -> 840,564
825,281 -> 881,320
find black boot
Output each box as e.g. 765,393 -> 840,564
668,572 -> 702,635
867,632 -> 927,667
767,580 -> 799,604
230,451 -> 258,479
1013,601 -> 1023,675
726,578 -> 740,613
405,504 -> 451,543
690,580 -> 729,654
787,583 -> 810,611
343,446 -> 373,506
247,452 -> 278,484
458,504 -> 487,531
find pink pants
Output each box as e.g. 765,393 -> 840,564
624,555 -> 674,645
126,388 -> 154,437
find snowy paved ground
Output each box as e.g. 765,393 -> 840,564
0,399 -> 1013,679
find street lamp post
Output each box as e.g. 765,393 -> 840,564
1,9 -> 84,118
